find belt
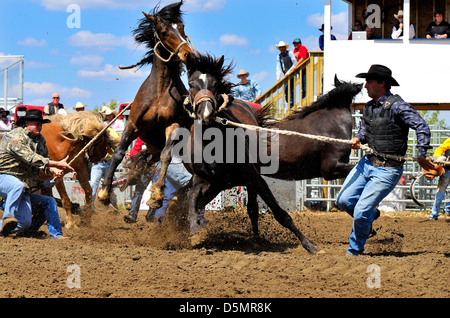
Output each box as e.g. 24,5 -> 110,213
368,155 -> 403,168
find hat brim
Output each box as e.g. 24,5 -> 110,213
276,44 -> 289,49
356,72 -> 400,86
17,117 -> 51,125
237,72 -> 249,78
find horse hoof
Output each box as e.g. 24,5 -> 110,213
146,198 -> 163,210
97,188 -> 109,201
64,222 -> 79,229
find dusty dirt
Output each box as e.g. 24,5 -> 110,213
0,202 -> 448,299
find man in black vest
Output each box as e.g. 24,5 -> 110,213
336,64 -> 436,256
44,93 -> 66,116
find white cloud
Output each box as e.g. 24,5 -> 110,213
307,11 -> 349,40
252,71 -> 268,83
17,37 -> 47,47
24,82 -> 92,98
77,64 -> 147,81
68,31 -> 138,50
219,34 -> 249,47
70,55 -> 104,68
39,0 -> 226,12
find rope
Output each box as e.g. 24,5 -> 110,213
214,116 -> 450,166
51,101 -> 133,180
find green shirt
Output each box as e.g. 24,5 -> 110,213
0,127 -> 50,190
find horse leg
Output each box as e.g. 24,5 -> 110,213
98,126 -> 136,202
148,124 -> 179,209
249,172 -> 318,254
246,188 -> 260,237
53,179 -> 79,229
75,165 -> 94,226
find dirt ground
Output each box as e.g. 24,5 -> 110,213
0,202 -> 448,300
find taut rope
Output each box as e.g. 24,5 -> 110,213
214,116 -> 450,166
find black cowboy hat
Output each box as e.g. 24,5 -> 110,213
16,109 -> 51,126
356,64 -> 400,86
0,108 -> 10,115
319,24 -> 332,32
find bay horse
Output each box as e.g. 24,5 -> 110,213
179,52 -> 319,254
97,0 -> 193,209
40,112 -> 120,228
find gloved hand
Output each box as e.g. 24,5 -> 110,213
43,179 -> 56,188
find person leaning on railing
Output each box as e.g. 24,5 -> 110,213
426,9 -> 450,39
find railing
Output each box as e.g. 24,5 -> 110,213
256,51 -> 323,119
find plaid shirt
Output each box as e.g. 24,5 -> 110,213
0,127 -> 50,190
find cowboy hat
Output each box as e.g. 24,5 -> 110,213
319,24 -> 333,32
394,10 -> 404,20
276,41 -> 289,49
16,109 -> 51,126
0,108 -> 10,116
103,107 -> 116,116
73,102 -> 86,110
236,69 -> 250,78
356,64 -> 400,86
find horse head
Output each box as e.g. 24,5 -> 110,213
185,52 -> 234,124
334,74 -> 363,101
124,1 -> 193,69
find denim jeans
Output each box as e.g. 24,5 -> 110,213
0,174 -> 32,232
90,159 -> 117,208
431,174 -> 450,219
336,156 -> 403,255
28,193 -> 63,238
152,160 -> 192,219
0,174 -> 63,238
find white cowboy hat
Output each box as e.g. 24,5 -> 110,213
394,10 -> 404,19
73,102 -> 86,110
103,107 -> 116,116
236,69 -> 250,78
276,41 -> 289,49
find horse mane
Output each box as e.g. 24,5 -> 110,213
187,51 -> 235,95
263,80 -> 361,126
130,0 -> 185,69
48,112 -> 119,147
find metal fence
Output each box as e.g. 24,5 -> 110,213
0,55 -> 24,112
297,114 -> 450,212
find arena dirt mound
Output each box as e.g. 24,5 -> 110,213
0,205 -> 448,298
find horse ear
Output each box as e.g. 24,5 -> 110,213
185,52 -> 195,73
334,74 -> 342,87
142,11 -> 155,23
216,55 -> 225,69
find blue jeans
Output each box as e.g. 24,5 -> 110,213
28,193 -> 63,238
431,175 -> 450,219
336,156 -> 403,255
0,174 -> 32,232
152,161 -> 192,219
90,159 -> 117,208
0,174 -> 63,238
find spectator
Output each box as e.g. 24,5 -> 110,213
102,107 -> 124,134
44,93 -> 66,116
319,24 -> 337,50
73,102 -> 86,112
232,69 -> 262,102
89,124 -> 120,213
348,20 -> 363,40
0,108 -> 12,130
426,9 -> 450,39
0,109 -> 74,238
276,41 -> 296,108
429,139 -> 450,221
336,64 -> 435,256
391,10 -> 416,39
292,38 -> 309,99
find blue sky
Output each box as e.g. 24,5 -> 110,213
1,0 -> 350,111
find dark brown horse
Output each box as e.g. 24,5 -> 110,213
179,52 -> 319,254
98,1 -> 193,208
260,75 -> 362,181
40,112 -> 120,228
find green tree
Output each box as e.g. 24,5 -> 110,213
94,99 -> 120,112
